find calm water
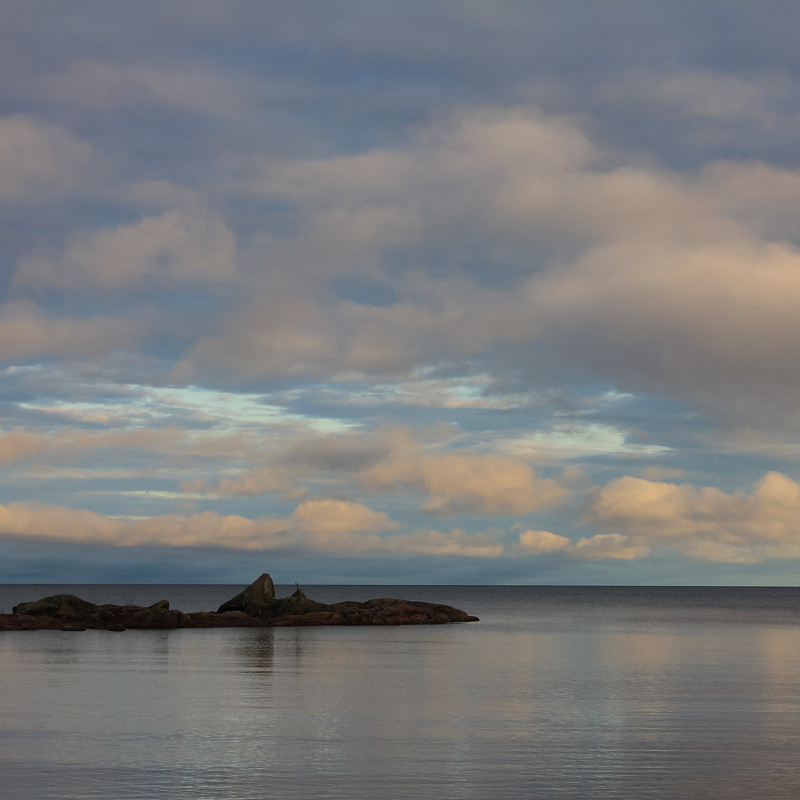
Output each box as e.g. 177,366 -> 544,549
2,585 -> 800,799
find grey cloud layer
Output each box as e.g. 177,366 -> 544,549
166,106 -> 800,424
1,2 -> 799,581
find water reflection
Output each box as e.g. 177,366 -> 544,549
235,628 -> 275,671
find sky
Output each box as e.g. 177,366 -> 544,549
3,1 -> 800,585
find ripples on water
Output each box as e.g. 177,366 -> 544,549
2,585 -> 800,799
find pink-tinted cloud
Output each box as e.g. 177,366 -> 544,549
360,429 -> 564,516
518,529 -> 571,554
0,302 -> 138,361
517,529 -> 649,560
587,471 -> 800,563
0,115 -> 96,203
0,498 -> 503,558
15,209 -> 236,289
160,105 -> 800,427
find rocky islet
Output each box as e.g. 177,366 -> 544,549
0,573 -> 479,631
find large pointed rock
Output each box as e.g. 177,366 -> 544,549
217,573 -> 275,615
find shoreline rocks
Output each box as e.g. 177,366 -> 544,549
0,574 -> 479,631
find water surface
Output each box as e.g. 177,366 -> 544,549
2,585 -> 800,799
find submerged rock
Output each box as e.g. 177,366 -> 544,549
1,574 -> 479,631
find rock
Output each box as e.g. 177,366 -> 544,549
11,600 -> 61,617
0,574 -> 479,630
116,607 -> 177,629
13,594 -> 97,617
217,573 -> 275,615
216,575 -> 329,619
184,611 -> 262,628
327,598 -> 479,625
263,594 -> 328,618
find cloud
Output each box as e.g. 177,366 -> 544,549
288,498 -> 398,533
570,534 -> 652,561
0,429 -> 51,464
640,467 -> 685,481
605,69 -> 787,123
15,209 -> 237,289
586,472 -> 800,563
0,115 -> 96,203
182,466 -> 306,500
0,498 -> 503,557
699,160 -> 800,242
122,179 -> 205,211
516,529 -> 648,560
527,234 -> 800,423
172,296 -> 339,381
283,430 -> 392,472
165,103 -> 800,428
0,426 -> 283,473
650,70 -> 770,120
41,60 -> 258,118
175,426 -> 564,517
181,429 -> 396,498
175,283 -> 537,383
357,429 -> 565,516
6,5 -> 800,586
0,301 -> 138,361
518,529 -> 571,554
416,453 -> 563,516
247,105 -> 595,203
232,105 -> 599,263
383,528 -> 504,557
0,501 -> 289,550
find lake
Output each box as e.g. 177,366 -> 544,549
2,585 -> 800,799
